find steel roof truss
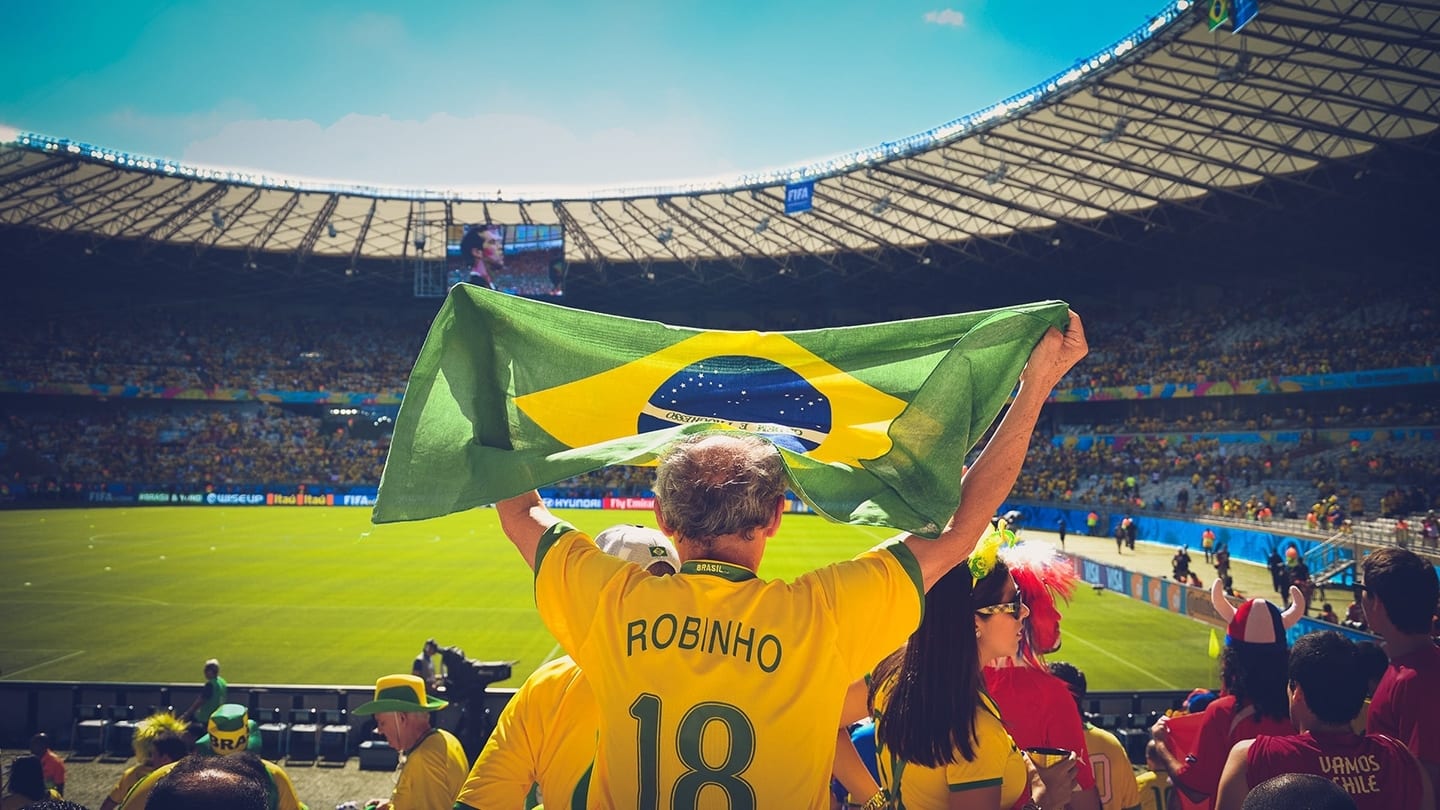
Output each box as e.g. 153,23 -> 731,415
795,186 -> 912,263
588,201 -> 644,265
1160,41 -> 1440,128
551,201 -> 603,267
84,178 -> 186,237
0,156 -> 80,197
1040,105 -> 1320,195
621,199 -> 696,270
862,192 -> 999,262
348,199 -> 377,267
661,198 -> 749,270
1110,65 -> 1433,156
842,169 -> 1024,258
1052,99 -> 1332,187
907,149 -> 1140,235
140,183 -> 231,246
0,160 -> 81,206
247,191 -> 302,253
195,187 -> 261,256
5,170 -> 135,226
295,194 -> 341,263
710,193 -> 847,271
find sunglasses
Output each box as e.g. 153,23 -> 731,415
975,594 -> 1026,619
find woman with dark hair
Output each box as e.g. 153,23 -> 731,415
3,755 -> 61,809
837,543 -> 1078,810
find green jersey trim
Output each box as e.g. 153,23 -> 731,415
534,521 -> 579,578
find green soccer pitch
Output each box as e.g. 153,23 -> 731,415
0,507 -> 1220,692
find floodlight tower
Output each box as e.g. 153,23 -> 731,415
410,200 -> 449,298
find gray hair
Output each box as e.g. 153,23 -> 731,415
653,433 -> 787,550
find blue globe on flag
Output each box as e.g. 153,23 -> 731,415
638,355 -> 831,454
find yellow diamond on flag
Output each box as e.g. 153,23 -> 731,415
515,331 -> 909,465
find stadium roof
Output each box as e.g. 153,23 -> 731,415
1,0 -> 1437,283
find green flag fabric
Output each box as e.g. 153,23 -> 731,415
373,285 -> 1070,537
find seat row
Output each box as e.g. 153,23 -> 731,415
72,704 -> 361,764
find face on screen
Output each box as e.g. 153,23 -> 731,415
481,230 -> 504,268
450,223 -> 566,297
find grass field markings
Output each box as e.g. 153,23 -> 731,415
85,531 -> 142,543
0,589 -> 171,606
538,642 -> 565,666
1060,629 -> 1180,689
2,650 -> 86,679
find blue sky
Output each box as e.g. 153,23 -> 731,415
0,0 -> 1172,192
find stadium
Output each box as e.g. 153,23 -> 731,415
2,0 -> 1438,807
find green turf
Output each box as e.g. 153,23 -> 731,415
0,507 -> 1221,691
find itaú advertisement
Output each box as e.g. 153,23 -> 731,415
265,492 -> 335,506
131,488 -> 364,506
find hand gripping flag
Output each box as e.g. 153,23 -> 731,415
373,285 -> 1070,538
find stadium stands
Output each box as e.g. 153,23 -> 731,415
1,275 -> 1435,505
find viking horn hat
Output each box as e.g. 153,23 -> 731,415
1211,579 -> 1304,648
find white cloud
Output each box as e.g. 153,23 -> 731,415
922,8 -> 966,27
175,110 -> 741,195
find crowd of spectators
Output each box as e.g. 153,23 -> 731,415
0,405 -> 387,489
1073,296 -> 1437,389
1,280 -> 1436,398
4,395 -> 1435,519
0,285 -> 1435,515
1014,432 -> 1440,517
1,302 -> 429,397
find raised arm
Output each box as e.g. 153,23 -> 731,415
496,490 -> 563,570
903,310 -> 1087,591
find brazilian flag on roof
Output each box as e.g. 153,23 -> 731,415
373,285 -> 1069,538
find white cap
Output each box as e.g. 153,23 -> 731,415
594,525 -> 680,574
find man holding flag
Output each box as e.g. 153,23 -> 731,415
484,310 -> 1087,807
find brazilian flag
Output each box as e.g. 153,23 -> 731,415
373,285 -> 1070,537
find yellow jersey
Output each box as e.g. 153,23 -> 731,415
873,684 -> 1028,810
1084,723 -> 1141,810
534,524 -> 923,809
455,655 -> 597,809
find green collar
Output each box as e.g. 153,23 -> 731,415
678,559 -> 757,582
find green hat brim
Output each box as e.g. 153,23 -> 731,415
351,694 -> 448,716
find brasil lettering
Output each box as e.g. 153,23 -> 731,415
625,613 -> 783,673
